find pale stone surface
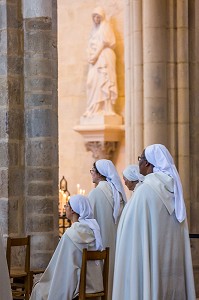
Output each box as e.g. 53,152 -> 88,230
58,0 -> 125,195
22,0 -> 52,18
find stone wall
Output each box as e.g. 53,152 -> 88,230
0,0 -> 59,269
58,0 -> 127,197
189,0 -> 199,294
0,0 -> 24,237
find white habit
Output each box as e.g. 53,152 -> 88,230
112,172 -> 196,300
30,223 -> 103,300
0,231 -> 12,300
88,181 -> 124,300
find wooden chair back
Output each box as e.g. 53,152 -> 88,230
78,247 -> 109,300
6,235 -> 31,300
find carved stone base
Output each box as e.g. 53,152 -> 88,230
73,113 -> 124,160
85,141 -> 117,160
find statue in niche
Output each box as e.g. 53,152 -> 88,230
83,7 -> 118,117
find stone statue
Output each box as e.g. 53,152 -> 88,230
83,7 -> 118,117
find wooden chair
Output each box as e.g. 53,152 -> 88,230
6,235 -> 31,300
78,247 -> 109,300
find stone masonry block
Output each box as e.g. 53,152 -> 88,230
25,17 -> 52,31
26,140 -> 57,167
26,215 -> 54,232
23,0 -> 52,19
0,142 -> 8,167
31,233 -> 55,251
25,93 -> 52,108
7,2 -> 18,29
0,77 -> 8,105
0,30 -> 7,52
8,77 -> 23,105
9,168 -> 24,197
0,198 -> 8,232
28,182 -> 53,197
25,77 -> 52,92
0,55 -> 7,75
0,169 -> 8,198
8,56 -> 23,76
27,197 -> 54,214
0,109 -> 8,139
26,109 -> 55,138
31,252 -> 52,270
8,109 -> 24,139
27,167 -> 53,181
24,58 -> 52,77
8,142 -> 19,167
8,198 -> 19,234
24,31 -> 52,54
8,29 -> 23,55
51,60 -> 58,78
52,4 -> 57,33
0,3 -> 6,30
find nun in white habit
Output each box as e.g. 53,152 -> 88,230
112,144 -> 196,300
123,164 -> 144,193
88,159 -> 126,300
0,229 -> 12,300
30,195 -> 103,300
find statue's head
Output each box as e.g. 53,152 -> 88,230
92,7 -> 105,24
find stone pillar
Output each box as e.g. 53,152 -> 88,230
167,0 -> 178,161
189,0 -> 199,233
22,0 -> 58,268
189,3 -> 199,293
125,0 -> 144,163
143,0 -> 168,146
0,0 -> 24,237
176,0 -> 190,217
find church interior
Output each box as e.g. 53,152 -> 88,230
0,0 -> 199,298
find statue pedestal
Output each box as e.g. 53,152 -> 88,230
73,114 -> 124,160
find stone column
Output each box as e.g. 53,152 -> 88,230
189,0 -> 199,233
23,0 -> 58,269
0,0 -> 24,237
176,0 -> 190,217
167,0 -> 178,161
125,0 -> 144,163
143,0 -> 168,146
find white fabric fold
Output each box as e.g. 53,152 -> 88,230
145,144 -> 186,222
70,195 -> 103,250
123,164 -> 145,182
96,159 -> 127,223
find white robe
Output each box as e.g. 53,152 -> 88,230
88,181 -> 124,300
0,232 -> 12,300
112,172 -> 196,300
30,223 -> 103,300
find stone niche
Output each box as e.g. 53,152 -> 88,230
74,114 -> 124,160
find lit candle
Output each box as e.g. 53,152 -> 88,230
77,184 -> 80,194
63,194 -> 67,207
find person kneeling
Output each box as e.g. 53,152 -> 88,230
30,195 -> 103,300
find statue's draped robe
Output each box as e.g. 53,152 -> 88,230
112,172 -> 196,300
30,223 -> 103,300
85,20 -> 117,116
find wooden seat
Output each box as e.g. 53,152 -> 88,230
6,236 -> 31,300
78,247 -> 109,300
